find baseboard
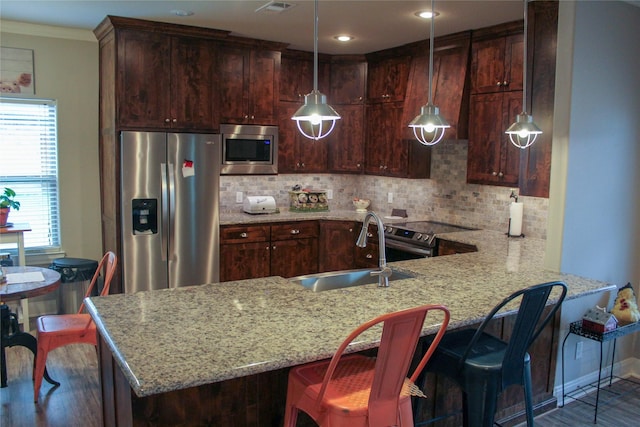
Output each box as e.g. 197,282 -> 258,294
554,357 -> 640,403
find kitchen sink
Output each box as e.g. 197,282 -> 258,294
289,268 -> 415,292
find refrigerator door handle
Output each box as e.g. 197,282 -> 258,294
161,163 -> 169,261
167,163 -> 176,259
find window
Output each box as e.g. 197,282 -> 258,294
0,97 -> 60,249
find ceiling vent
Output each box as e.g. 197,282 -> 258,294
255,1 -> 296,14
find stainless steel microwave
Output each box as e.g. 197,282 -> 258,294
220,124 -> 278,175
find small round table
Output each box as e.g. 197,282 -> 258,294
1,266 -> 62,388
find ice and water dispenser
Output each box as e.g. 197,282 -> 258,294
132,199 -> 158,235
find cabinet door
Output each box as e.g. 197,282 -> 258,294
318,221 -> 357,272
280,54 -> 330,103
467,92 -> 522,186
170,36 -> 218,131
249,50 -> 280,124
366,56 -> 410,102
330,60 -> 366,104
220,242 -> 271,282
271,238 -> 318,278
278,101 -> 328,173
117,30 -> 172,128
327,104 -> 365,173
219,48 -> 279,125
364,102 -> 405,176
472,34 -> 523,94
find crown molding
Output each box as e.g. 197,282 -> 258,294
0,20 -> 96,42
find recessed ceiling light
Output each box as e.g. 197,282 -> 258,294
171,9 -> 194,17
415,10 -> 440,19
334,35 -> 354,42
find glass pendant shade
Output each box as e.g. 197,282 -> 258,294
292,90 -> 340,140
291,0 -> 340,140
506,112 -> 542,148
409,0 -> 448,146
409,103 -> 450,145
505,0 -> 541,149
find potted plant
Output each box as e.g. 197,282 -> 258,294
0,187 -> 20,227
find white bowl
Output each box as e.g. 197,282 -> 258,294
353,199 -> 370,212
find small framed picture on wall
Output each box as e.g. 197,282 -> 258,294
0,47 -> 35,95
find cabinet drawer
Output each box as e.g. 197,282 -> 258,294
271,221 -> 319,241
220,225 -> 270,244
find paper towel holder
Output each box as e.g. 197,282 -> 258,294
507,190 -> 525,238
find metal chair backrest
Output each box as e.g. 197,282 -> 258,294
459,281 -> 567,387
77,251 -> 117,314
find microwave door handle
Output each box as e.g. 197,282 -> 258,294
161,163 -> 169,261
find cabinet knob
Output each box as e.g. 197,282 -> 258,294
379,165 -> 384,170
348,228 -> 353,232
367,232 -> 373,238
172,118 -> 177,123
240,232 -> 248,238
503,80 -> 509,86
492,171 -> 498,176
272,245 -> 276,250
498,172 -> 504,177
496,82 -> 502,87
366,254 -> 373,259
165,118 -> 171,123
290,229 -> 300,235
300,162 -> 305,168
251,115 -> 255,120
244,115 -> 249,119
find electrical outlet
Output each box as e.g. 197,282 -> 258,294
575,341 -> 583,359
236,191 -> 243,203
388,192 -> 393,204
326,189 -> 333,200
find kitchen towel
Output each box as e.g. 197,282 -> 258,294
509,202 -> 524,237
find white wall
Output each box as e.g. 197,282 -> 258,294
548,0 -> 640,392
0,24 -> 102,264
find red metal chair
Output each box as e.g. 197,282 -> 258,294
284,304 -> 450,427
33,251 -> 117,402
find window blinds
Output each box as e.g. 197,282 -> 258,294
0,97 -> 60,249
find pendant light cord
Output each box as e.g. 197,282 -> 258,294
522,0 -> 528,112
313,0 -> 319,92
428,0 -> 435,105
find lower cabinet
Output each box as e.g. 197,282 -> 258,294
318,220 -> 358,272
220,221 -> 319,282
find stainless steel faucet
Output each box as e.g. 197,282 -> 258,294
356,211 -> 392,287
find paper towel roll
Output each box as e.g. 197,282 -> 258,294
509,202 -> 523,236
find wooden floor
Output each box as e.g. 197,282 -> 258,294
1,342 -> 638,427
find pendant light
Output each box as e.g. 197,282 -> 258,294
505,0 -> 541,149
291,0 -> 340,140
408,0 -> 450,146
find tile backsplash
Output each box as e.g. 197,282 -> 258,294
220,139 -> 548,239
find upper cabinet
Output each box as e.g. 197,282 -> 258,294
402,32 -> 471,141
327,57 -> 367,173
279,51 -> 330,102
219,46 -> 281,125
471,32 -> 523,94
366,55 -> 411,103
109,27 -> 219,131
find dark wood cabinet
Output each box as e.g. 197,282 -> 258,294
326,58 -> 367,173
364,102 -> 431,178
327,104 -> 365,173
277,101 -> 328,173
279,51 -> 329,103
270,221 -> 319,278
318,220 -> 358,272
115,29 -> 218,131
220,221 -> 318,282
353,223 -> 380,269
366,56 -> 410,103
467,90 -> 522,187
219,46 -> 281,125
219,225 -> 271,282
330,59 -> 367,105
437,239 -> 478,256
402,32 -> 471,141
471,33 -> 523,94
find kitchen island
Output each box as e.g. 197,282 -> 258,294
86,219 -> 614,426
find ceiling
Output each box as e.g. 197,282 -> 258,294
0,1 -> 529,54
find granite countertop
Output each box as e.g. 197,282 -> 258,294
86,215 -> 615,398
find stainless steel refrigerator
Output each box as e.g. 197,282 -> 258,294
120,131 -> 221,293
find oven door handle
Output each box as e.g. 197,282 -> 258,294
385,239 -> 434,257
